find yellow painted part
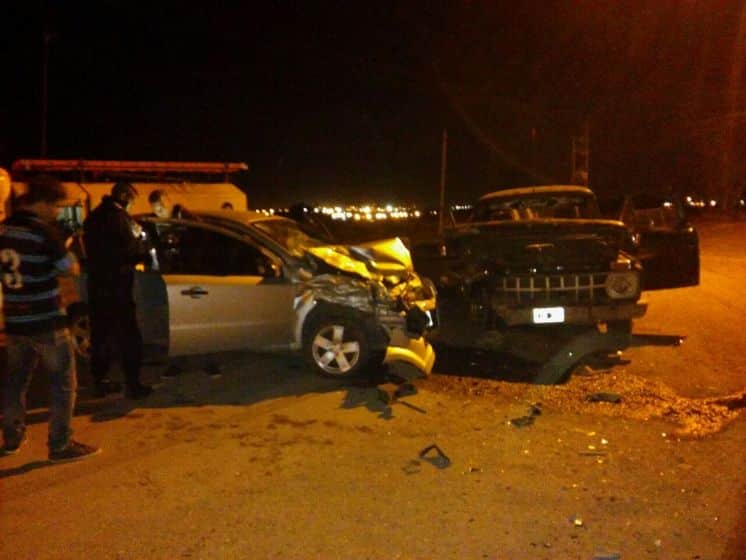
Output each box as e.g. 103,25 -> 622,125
308,247 -> 374,279
384,336 -> 435,375
355,237 -> 413,270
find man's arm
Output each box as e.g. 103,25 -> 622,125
113,211 -> 149,266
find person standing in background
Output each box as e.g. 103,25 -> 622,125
83,182 -> 152,399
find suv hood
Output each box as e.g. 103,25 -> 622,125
306,237 -> 413,282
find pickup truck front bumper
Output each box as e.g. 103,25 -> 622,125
496,301 -> 648,327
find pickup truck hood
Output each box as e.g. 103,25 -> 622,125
454,219 -> 632,273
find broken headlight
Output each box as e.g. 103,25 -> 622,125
605,271 -> 640,299
405,306 -> 430,336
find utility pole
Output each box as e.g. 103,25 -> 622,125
438,129 -> 448,235
571,121 -> 589,186
40,30 -> 53,158
530,126 -> 537,172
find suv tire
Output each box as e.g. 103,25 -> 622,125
304,309 -> 378,378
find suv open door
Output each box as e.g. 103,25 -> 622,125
620,194 -> 699,290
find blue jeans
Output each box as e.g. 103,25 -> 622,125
3,329 -> 76,451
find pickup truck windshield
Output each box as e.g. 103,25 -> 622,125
471,193 -> 602,221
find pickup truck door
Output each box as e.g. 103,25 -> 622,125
621,195 -> 700,290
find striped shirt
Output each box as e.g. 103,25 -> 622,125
0,210 -> 74,335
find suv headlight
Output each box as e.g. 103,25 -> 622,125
605,271 -> 640,299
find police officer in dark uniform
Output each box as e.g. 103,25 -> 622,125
83,182 -> 152,399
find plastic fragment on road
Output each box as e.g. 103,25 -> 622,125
509,415 -> 535,428
419,444 -> 451,469
509,402 -> 542,428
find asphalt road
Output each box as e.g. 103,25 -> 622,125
1,219 -> 744,559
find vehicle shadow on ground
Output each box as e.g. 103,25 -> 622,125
433,343 -> 539,383
3,329 -> 687,431
8,349 -> 427,429
7,350 -> 349,425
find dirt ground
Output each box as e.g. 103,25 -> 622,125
0,219 -> 744,559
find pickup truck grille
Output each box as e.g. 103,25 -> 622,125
496,273 -> 609,305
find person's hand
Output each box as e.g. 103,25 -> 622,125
131,222 -> 144,239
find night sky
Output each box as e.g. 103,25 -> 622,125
2,1 -> 744,208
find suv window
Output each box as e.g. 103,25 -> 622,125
155,224 -> 273,276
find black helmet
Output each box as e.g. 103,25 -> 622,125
111,182 -> 138,206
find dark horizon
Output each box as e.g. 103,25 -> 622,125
2,1 -> 744,208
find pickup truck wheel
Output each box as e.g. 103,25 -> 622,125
67,304 -> 91,361
305,312 -> 373,378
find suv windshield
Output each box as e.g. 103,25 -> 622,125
472,193 -> 601,221
251,219 -> 324,257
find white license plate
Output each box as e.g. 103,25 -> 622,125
532,307 -> 565,324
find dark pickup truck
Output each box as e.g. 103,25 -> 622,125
413,185 -> 699,381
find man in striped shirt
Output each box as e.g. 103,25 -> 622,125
1,175 -> 100,462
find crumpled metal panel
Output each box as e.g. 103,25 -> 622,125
301,273 -> 380,313
293,236 -> 436,337
296,273 -> 414,334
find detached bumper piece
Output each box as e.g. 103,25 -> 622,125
384,330 -> 436,375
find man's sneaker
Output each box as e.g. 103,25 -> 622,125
125,383 -> 153,400
2,434 -> 27,456
93,379 -> 122,398
49,441 -> 101,464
